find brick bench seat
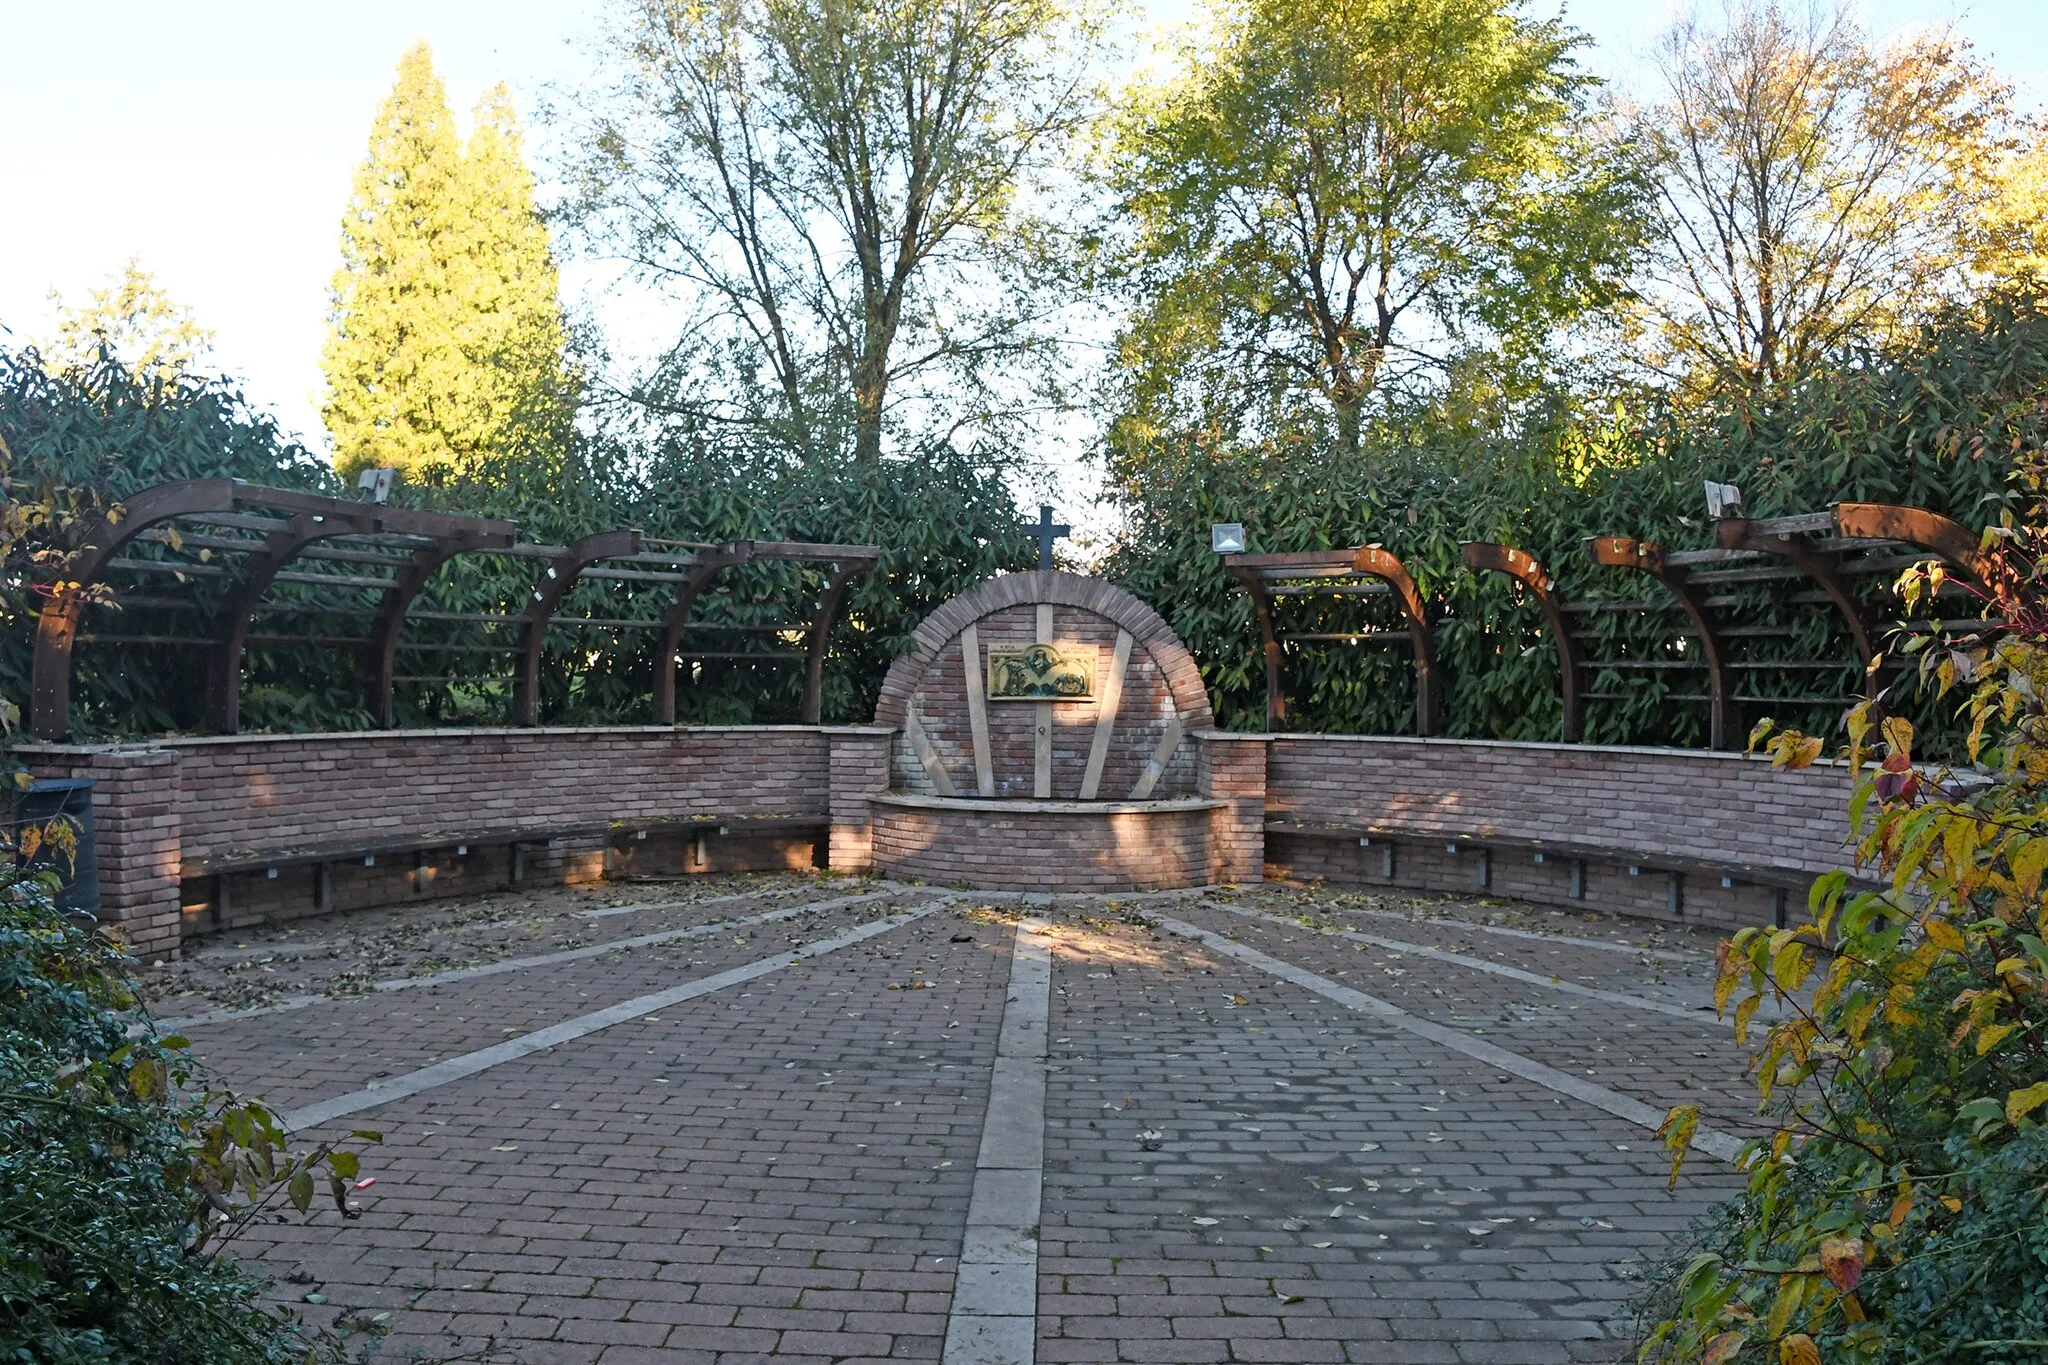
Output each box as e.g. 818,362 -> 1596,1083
1264,816 -> 1871,925
179,815 -> 831,933
185,815 -> 825,878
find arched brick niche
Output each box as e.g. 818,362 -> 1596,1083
874,570 -> 1215,801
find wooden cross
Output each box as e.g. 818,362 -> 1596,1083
1031,505 -> 1069,571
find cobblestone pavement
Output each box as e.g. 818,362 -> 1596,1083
168,878 -> 1764,1364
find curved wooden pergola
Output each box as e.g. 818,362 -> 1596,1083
30,479 -> 880,739
1221,547 -> 1440,735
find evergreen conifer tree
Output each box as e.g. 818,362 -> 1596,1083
451,84 -> 575,455
322,44 -> 572,482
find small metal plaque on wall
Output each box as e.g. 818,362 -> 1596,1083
987,643 -> 1096,700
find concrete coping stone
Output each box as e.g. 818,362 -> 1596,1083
871,792 -> 1228,816
1204,729 -> 1852,769
19,724 -> 895,754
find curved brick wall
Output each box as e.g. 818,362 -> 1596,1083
871,794 -> 1230,891
1254,733 -> 1858,930
1265,734 -> 1852,871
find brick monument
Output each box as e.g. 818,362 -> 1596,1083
865,569 -> 1258,891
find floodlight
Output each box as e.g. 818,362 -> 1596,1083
1704,480 -> 1742,519
358,467 -> 397,504
1211,522 -> 1247,553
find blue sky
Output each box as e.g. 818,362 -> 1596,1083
4,0 -> 2044,457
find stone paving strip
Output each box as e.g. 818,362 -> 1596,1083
943,918 -> 1053,1365
152,888 -> 901,1032
1203,900 -> 1723,1022
283,901 -> 952,1131
176,899 -> 939,1119
1153,914 -> 1744,1165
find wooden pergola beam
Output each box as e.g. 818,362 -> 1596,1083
1222,547 -> 1441,736
1586,536 -> 1738,750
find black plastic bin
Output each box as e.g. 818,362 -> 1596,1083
13,778 -> 100,915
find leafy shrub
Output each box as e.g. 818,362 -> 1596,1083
1644,484 -> 2048,1362
0,871 -> 374,1363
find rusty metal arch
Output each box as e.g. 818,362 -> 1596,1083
1833,502 -> 1998,588
34,479 -> 518,739
1586,537 -> 1739,750
1714,517 -> 1882,693
1222,547 -> 1441,736
649,543 -> 880,726
1461,542 -> 1583,742
512,530 -> 643,727
362,531 -> 513,727
1222,561 -> 1289,730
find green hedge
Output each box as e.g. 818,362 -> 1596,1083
1103,299 -> 2047,751
0,349 -> 1035,737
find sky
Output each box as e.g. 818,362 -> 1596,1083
4,0 -> 2046,493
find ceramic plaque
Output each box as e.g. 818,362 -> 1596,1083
986,642 -> 1096,700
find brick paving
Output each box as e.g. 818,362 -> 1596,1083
170,880 -> 1765,1364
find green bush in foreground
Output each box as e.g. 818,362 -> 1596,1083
0,873 -> 376,1363
1644,496 -> 2048,1361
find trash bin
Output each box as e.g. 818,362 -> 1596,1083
14,777 -> 99,915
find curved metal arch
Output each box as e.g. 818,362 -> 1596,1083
32,478 -> 238,739
1833,503 -> 1998,588
1221,563 -> 1287,730
651,543 -> 755,726
362,532 -> 513,727
1714,518 -> 1882,692
512,530 -> 643,727
1461,542 -> 1583,742
1586,537 -> 1739,750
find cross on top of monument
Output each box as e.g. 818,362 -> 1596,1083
1031,505 -> 1070,571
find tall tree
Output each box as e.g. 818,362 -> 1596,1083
451,85 -> 578,454
567,0 -> 1097,464
323,45 -> 573,482
1639,0 -> 2015,394
42,258 -> 214,379
1102,0 -> 1645,460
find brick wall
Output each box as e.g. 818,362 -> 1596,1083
165,726 -> 834,860
1259,734 -> 1854,930
872,794 -> 1227,891
21,747 -> 183,959
1265,734 -> 1852,872
1197,732 -> 1267,885
875,571 -> 1215,802
20,725 -> 889,949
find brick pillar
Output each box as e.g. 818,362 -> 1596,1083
22,745 -> 184,960
1197,731 -> 1267,885
825,727 -> 893,873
